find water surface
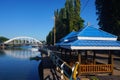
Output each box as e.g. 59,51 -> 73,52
0,49 -> 41,80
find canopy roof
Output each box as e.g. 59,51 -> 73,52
61,40 -> 120,50
60,31 -> 77,42
77,26 -> 117,38
58,26 -> 120,50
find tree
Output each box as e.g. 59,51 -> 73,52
46,0 -> 84,44
95,0 -> 120,39
46,31 -> 53,45
74,0 -> 84,30
0,36 -> 9,43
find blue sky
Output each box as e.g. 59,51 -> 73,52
0,0 -> 98,41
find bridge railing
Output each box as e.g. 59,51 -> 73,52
50,52 -> 76,80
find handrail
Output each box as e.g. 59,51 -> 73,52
72,62 -> 79,80
62,63 -> 72,79
50,52 -> 73,80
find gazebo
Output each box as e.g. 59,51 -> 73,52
57,26 -> 120,76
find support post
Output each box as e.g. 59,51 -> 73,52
78,51 -> 81,76
65,49 -> 67,60
54,17 -> 56,46
70,50 -> 72,56
85,51 -> 88,64
61,48 -> 63,59
78,52 -> 81,64
59,48 -> 61,57
108,50 -> 114,75
93,51 -> 96,64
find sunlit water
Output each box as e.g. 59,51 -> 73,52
0,49 -> 41,80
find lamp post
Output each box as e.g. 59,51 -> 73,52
54,16 -> 56,46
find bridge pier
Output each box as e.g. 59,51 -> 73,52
0,43 -> 5,49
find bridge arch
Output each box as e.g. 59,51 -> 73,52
4,36 -> 42,46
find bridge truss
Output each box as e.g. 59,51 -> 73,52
4,36 -> 42,46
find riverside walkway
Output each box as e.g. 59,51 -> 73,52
39,48 -> 61,80
42,56 -> 61,80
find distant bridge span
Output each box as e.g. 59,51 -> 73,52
4,36 -> 42,46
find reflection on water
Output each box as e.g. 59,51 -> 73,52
0,50 -> 5,56
0,49 -> 42,80
3,49 -> 40,59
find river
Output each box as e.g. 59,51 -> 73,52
0,48 -> 42,80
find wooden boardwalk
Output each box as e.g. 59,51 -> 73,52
86,76 -> 120,80
97,76 -> 120,80
42,57 -> 61,80
39,49 -> 61,80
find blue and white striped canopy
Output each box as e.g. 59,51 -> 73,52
61,40 -> 120,50
58,26 -> 120,50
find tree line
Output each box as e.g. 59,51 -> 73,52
95,0 -> 120,39
46,0 -> 84,45
0,36 -> 8,43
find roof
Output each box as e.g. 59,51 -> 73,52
56,31 -> 77,46
77,26 -> 117,38
60,31 -> 77,42
58,26 -> 120,50
61,40 -> 120,50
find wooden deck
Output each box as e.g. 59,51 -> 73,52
96,76 -> 120,80
86,76 -> 120,80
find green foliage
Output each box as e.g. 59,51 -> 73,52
0,36 -> 9,43
46,31 -> 54,45
90,76 -> 99,80
95,0 -> 120,39
46,0 -> 84,45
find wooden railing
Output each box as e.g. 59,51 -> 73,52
79,64 -> 113,74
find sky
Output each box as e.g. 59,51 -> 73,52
0,0 -> 98,41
